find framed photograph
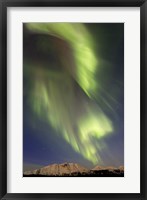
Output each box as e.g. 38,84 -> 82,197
0,0 -> 146,199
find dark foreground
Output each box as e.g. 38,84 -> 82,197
23,170 -> 124,177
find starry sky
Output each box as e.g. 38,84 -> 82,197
23,23 -> 124,172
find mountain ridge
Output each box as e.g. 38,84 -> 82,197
24,162 -> 124,177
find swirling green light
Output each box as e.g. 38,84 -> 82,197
24,23 -> 113,164
26,23 -> 97,97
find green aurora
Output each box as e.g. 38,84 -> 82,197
24,23 -> 123,165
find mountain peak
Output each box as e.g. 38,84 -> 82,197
24,163 -> 124,177
24,162 -> 89,176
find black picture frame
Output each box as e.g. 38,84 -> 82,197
0,0 -> 146,199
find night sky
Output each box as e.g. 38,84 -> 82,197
23,23 -> 124,172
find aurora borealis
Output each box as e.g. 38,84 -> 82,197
23,23 -> 124,171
